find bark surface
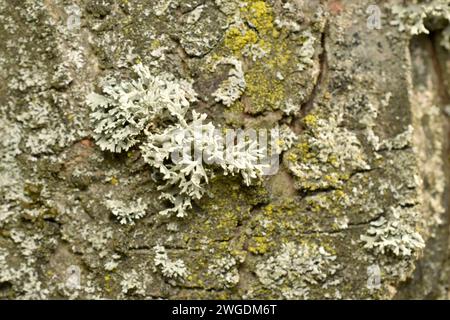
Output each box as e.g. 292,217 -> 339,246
0,0 -> 449,299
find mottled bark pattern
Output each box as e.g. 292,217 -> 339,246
0,0 -> 449,299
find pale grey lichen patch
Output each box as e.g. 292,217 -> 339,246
179,3 -> 227,57
361,206 -> 425,257
76,223 -> 114,260
16,99 -> 81,155
211,57 -> 246,107
281,100 -> 300,116
104,254 -> 121,271
104,195 -> 148,225
215,0 -> 239,16
0,235 -> 50,299
207,255 -> 239,288
274,2 -> 303,32
153,245 -> 189,279
0,0 -> 90,157
186,5 -> 204,25
120,269 -> 147,296
0,118 -> 24,208
286,115 -> 370,191
296,30 -> 317,71
255,242 -> 339,299
368,125 -> 414,152
154,0 -> 179,17
10,229 -> 42,258
391,1 -> 450,46
276,125 -> 298,153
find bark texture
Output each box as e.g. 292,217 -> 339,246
0,0 -> 449,299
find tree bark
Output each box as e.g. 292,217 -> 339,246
0,0 -> 449,299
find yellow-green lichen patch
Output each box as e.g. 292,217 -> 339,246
224,27 -> 259,56
243,64 -> 286,114
247,200 -> 325,254
240,0 -> 276,36
248,236 -> 271,254
186,176 -> 269,244
223,1 -> 276,56
212,0 -> 316,115
303,114 -> 319,128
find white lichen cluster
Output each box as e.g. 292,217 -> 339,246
310,121 -> 368,171
153,245 -> 188,279
368,125 -> 414,152
274,2 -> 303,32
12,96 -> 86,156
140,110 -> 269,216
88,64 -> 285,217
276,125 -> 298,154
391,1 -> 450,50
186,5 -> 204,25
104,195 -> 148,225
0,118 -> 23,227
0,235 -> 49,299
281,100 -> 299,116
207,255 -> 239,288
78,223 -> 114,259
120,269 -> 146,296
296,31 -> 317,71
154,0 -> 178,17
256,242 -> 339,299
361,206 -> 425,257
211,57 -> 246,107
104,254 -> 121,271
87,64 -> 197,153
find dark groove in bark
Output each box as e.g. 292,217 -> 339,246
295,22 -> 329,134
